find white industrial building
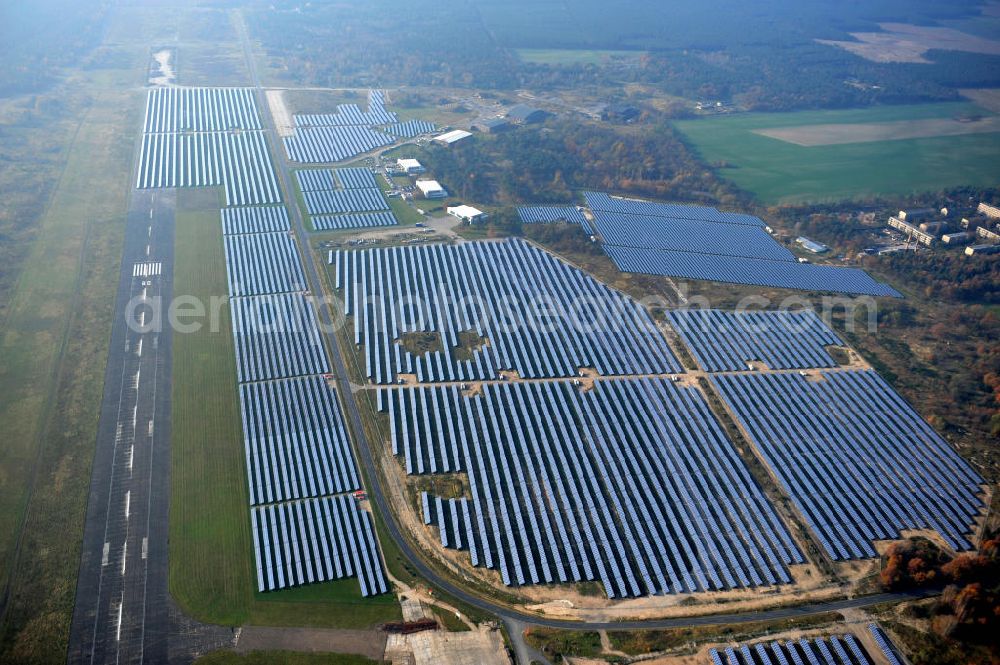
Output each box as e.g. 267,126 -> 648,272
434,129 -> 472,145
416,179 -> 447,199
396,158 -> 425,175
447,205 -> 487,224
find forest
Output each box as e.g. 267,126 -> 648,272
409,118 -> 739,206
250,0 -> 1000,112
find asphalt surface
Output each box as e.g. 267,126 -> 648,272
67,188 -> 175,664
67,182 -> 232,664
233,13 -> 938,665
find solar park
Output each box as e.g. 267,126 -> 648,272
328,234 -> 983,598
709,632 -> 876,665
583,191 -> 901,298
154,86 -> 983,610
295,167 -> 399,231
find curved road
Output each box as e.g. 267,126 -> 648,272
234,10 -> 930,656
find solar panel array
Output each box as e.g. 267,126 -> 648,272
667,309 -> 843,372
709,633 -> 874,665
295,168 -> 397,229
592,209 -> 795,262
517,206 -> 589,226
157,88 -> 390,597
584,191 -> 900,298
143,87 -> 262,133
304,189 -> 390,215
136,87 -> 281,206
332,238 -> 681,384
283,126 -> 395,163
605,245 -> 902,298
713,370 -> 984,560
224,232 -> 306,297
585,191 -> 766,227
294,90 -> 397,127
222,206 -> 290,235
868,624 -> 904,665
381,378 -> 802,596
230,293 -> 330,383
252,495 -> 388,596
383,119 -> 437,138
312,212 -> 398,231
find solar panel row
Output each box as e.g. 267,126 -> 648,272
383,119 -> 437,138
241,376 -> 359,505
143,87 -> 262,133
591,209 -> 795,262
713,370 -> 984,560
224,232 -> 306,297
221,206 -> 290,235
604,245 -> 902,298
303,188 -> 390,216
667,309 -> 843,372
312,212 -> 398,231
332,238 -> 681,384
251,495 -> 389,596
230,293 -> 330,383
709,633 -> 874,665
283,126 -> 395,163
868,624 -> 904,665
381,378 -> 802,597
294,90 -> 397,128
136,128 -> 282,206
584,191 -> 766,227
516,206 -> 588,225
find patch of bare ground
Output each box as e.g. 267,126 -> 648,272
818,22 -> 1000,63
754,116 -> 1000,146
961,88 -> 1000,114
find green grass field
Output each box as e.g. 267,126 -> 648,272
674,102 -> 1000,204
169,194 -> 401,629
514,48 -> 644,65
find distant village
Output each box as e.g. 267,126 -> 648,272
880,202 -> 1000,257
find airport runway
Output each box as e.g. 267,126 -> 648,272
67,188 -> 232,664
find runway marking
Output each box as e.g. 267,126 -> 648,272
136,338 -> 143,356
146,244 -> 150,256
139,310 -> 145,327
102,542 -> 110,566
149,209 -> 153,220
128,445 -> 134,474
116,600 -> 123,641
122,542 -> 127,576
147,420 -> 154,437
142,537 -> 148,560
125,490 -> 130,520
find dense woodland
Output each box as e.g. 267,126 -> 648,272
411,118 -> 739,206
251,0 -> 1000,111
0,0 -> 110,96
879,535 -> 998,663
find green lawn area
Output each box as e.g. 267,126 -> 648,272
169,192 -> 401,629
515,48 -> 644,65
674,102 -> 1000,204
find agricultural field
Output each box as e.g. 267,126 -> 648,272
674,102 -> 1000,204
